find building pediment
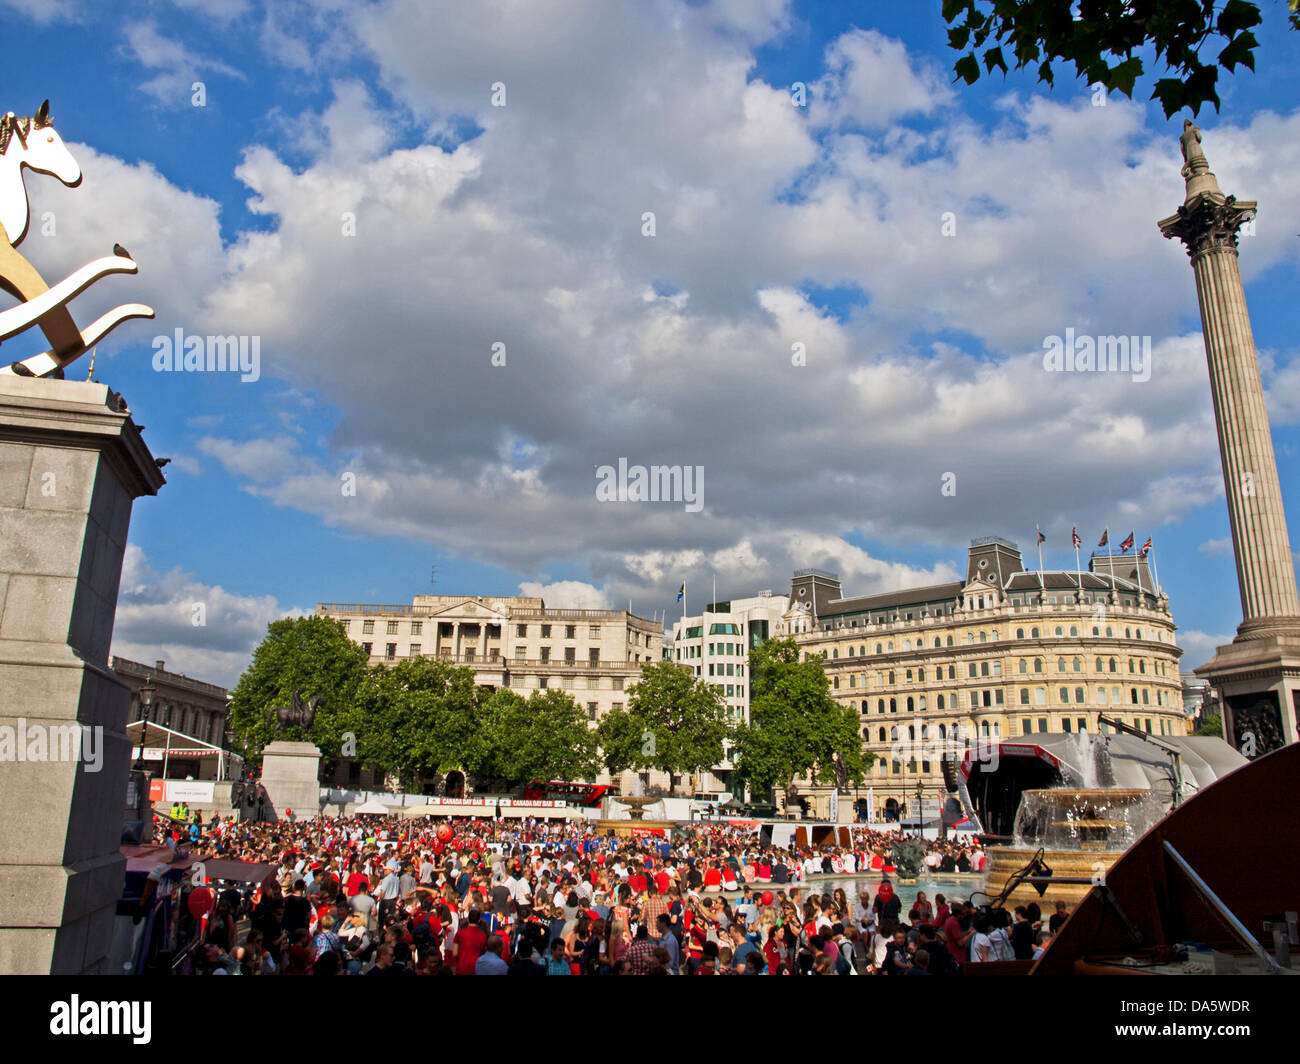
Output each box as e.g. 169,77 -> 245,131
427,598 -> 508,620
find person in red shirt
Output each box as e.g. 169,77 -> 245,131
702,861 -> 722,892
452,909 -> 488,975
654,867 -> 671,895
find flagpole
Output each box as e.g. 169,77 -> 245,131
1036,525 -> 1044,591
1150,543 -> 1161,596
1073,527 -> 1082,593
1105,528 -> 1116,594
1133,537 -> 1146,599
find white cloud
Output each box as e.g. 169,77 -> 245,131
1175,629 -> 1234,674
112,545 -> 301,689
516,580 -> 610,610
813,28 -> 955,129
123,21 -> 245,107
1198,537 -> 1233,556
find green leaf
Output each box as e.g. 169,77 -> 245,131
954,52 -> 981,85
1216,0 -> 1263,38
1218,31 -> 1258,73
941,0 -> 971,22
983,45 -> 1008,75
1109,56 -> 1144,98
1151,76 -> 1187,119
947,25 -> 971,51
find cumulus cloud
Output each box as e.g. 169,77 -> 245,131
516,581 -> 611,610
123,21 -> 245,107
111,545 -> 302,688
1175,629 -> 1234,674
26,7 -> 1287,632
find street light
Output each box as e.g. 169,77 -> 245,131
915,783 -> 925,840
135,679 -> 155,771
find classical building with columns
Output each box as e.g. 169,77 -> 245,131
113,656 -> 229,749
316,595 -> 663,788
1159,121 -> 1300,754
786,537 -> 1187,822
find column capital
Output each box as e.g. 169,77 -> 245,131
1158,194 -> 1257,259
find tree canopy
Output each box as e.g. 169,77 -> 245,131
598,661 -> 729,793
227,615 -> 370,769
942,0 -> 1298,117
731,637 -> 871,799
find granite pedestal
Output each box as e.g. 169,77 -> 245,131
0,377 -> 163,974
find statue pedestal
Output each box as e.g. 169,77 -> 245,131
0,377 -> 164,974
260,741 -> 322,821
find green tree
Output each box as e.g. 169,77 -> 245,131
941,0 -> 1298,117
615,661 -> 730,794
732,637 -> 872,801
356,656 -> 484,792
596,703 -> 646,779
227,616 -> 370,772
476,687 -> 600,789
1195,710 -> 1224,738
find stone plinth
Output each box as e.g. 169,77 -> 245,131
0,377 -> 164,974
260,741 -> 322,821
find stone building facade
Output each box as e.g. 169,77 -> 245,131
787,537 -> 1188,821
316,595 -> 662,790
113,656 -> 229,749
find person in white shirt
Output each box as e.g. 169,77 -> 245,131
969,914 -> 995,963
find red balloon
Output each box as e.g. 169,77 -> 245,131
876,881 -> 895,903
436,823 -> 453,842
760,891 -> 774,907
187,887 -> 214,918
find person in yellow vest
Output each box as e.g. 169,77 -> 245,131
170,802 -> 182,820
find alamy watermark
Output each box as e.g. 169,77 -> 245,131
1042,329 -> 1150,383
888,721 -> 999,774
152,328 -> 261,382
595,458 -> 703,513
0,719 -> 104,772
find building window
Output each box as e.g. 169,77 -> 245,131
410,621 -> 423,636
1037,717 -> 1048,733
517,624 -> 527,637
539,677 -> 548,689
565,625 -> 576,639
1020,689 -> 1030,705
1034,658 -> 1043,673
1062,717 -> 1072,733
340,620 -> 350,633
1059,687 -> 1070,703
387,620 -> 399,635
410,643 -> 421,657
937,695 -> 945,710
541,625 -> 552,638
1022,717 -> 1033,734
587,702 -> 598,720
385,643 -> 397,659
362,620 -> 374,635
540,647 -> 551,662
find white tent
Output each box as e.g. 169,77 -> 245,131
353,798 -> 392,815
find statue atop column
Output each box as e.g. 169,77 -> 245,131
1179,119 -> 1209,178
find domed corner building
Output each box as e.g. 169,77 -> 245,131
788,536 -> 1190,825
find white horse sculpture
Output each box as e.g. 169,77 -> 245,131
0,100 -> 153,378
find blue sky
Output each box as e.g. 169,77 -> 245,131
4,0 -> 1298,685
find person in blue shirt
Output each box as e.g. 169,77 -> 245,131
655,913 -> 680,974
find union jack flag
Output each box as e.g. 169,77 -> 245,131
1139,537 -> 1152,558
1119,531 -> 1135,552
1098,529 -> 1109,547
1072,527 -> 1081,550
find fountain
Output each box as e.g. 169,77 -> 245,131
984,733 -> 1167,906
593,776 -> 677,838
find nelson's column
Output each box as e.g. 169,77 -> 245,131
1159,120 -> 1300,754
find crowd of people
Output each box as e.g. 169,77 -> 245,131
160,812 -> 1061,976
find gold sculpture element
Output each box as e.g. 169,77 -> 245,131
0,101 -> 154,379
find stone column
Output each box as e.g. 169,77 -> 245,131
0,377 -> 164,974
1161,124 -> 1300,751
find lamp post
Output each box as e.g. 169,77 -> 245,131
135,679 -> 155,771
914,783 -> 925,841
